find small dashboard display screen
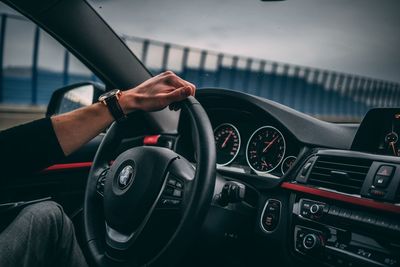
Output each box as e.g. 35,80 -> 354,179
377,114 -> 400,156
352,109 -> 400,157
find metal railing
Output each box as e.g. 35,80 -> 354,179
1,13 -> 399,121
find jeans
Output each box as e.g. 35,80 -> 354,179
0,201 -> 88,267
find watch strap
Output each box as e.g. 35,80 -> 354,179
104,95 -> 127,123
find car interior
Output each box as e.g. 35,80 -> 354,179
0,0 -> 399,267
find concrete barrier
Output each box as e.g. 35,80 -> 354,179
0,104 -> 45,130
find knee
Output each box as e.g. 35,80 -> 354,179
22,201 -> 65,230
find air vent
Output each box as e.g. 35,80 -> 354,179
308,156 -> 372,194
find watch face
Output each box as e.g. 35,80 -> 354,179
98,89 -> 120,102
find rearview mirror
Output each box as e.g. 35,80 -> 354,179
46,82 -> 105,117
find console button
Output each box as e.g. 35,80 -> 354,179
376,165 -> 394,177
261,199 -> 281,232
369,188 -> 386,197
303,234 -> 320,250
373,165 -> 394,188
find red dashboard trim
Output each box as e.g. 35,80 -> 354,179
281,182 -> 400,214
143,135 -> 161,145
42,162 -> 93,172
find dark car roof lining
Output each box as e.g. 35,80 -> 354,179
2,0 -> 182,133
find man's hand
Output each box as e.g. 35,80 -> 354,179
119,71 -> 196,113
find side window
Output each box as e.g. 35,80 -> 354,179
0,4 -> 101,130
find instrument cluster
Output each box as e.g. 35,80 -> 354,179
213,121 -> 299,178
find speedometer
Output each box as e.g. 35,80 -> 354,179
246,126 -> 286,173
214,123 -> 241,166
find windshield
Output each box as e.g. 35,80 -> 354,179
1,1 -> 398,124
86,0 -> 400,123
86,0 -> 400,121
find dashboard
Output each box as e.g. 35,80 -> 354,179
179,89 -> 400,267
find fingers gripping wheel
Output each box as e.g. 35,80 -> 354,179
83,97 -> 216,267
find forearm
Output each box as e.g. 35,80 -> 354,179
51,102 -> 114,156
51,71 -> 195,157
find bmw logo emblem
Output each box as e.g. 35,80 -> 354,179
118,165 -> 134,189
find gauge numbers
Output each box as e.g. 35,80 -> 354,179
281,156 -> 297,174
246,126 -> 286,173
214,123 -> 241,166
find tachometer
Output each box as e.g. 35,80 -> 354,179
214,123 -> 241,166
246,126 -> 286,173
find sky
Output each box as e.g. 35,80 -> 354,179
1,0 -> 399,82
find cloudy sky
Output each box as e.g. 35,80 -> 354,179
1,0 -> 399,82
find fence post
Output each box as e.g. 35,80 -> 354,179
279,64 -> 290,104
289,66 -> 301,109
31,26 -> 40,105
0,14 -> 7,103
243,58 -> 253,93
181,47 -> 189,79
309,70 -> 320,115
63,50 -> 69,86
255,60 -> 266,96
198,50 -> 207,87
317,71 -> 329,116
141,40 -> 149,66
215,53 -> 223,87
341,75 -> 352,118
161,43 -> 170,72
229,56 -> 238,89
268,63 -> 278,100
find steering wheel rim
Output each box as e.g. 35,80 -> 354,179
83,96 -> 216,267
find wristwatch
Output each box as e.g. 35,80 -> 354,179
98,89 -> 127,123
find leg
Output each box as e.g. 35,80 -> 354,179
0,201 -> 88,267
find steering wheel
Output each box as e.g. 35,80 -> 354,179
83,97 -> 216,267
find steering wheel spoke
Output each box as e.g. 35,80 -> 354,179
96,167 -> 109,197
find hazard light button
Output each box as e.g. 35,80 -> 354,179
373,165 -> 394,188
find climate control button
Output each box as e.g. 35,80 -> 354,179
303,234 -> 320,250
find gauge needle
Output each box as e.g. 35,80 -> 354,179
261,160 -> 268,167
390,142 -> 398,156
221,131 -> 233,148
263,136 -> 278,153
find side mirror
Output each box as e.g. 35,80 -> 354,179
46,82 -> 105,117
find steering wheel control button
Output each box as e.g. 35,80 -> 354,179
96,168 -> 109,196
175,181 -> 183,189
167,179 -> 177,186
260,199 -> 281,232
158,198 -> 181,208
172,189 -> 182,197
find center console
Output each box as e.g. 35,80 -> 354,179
292,197 -> 400,267
284,148 -> 400,266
